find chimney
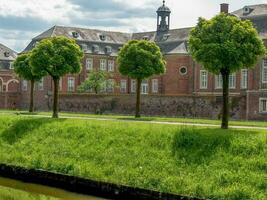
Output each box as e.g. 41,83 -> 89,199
220,3 -> 229,13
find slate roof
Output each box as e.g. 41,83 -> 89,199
24,26 -> 191,55
232,4 -> 267,39
0,43 -> 17,70
232,4 -> 267,19
0,43 -> 17,61
23,4 -> 267,55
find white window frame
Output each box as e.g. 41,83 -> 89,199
141,80 -> 149,94
106,79 -> 115,93
108,60 -> 115,72
67,77 -> 75,92
200,70 -> 208,89
86,58 -> 93,71
0,80 -> 2,92
9,62 -> 14,70
152,79 -> 158,93
259,98 -> 267,113
215,74 -> 223,89
241,69 -> 248,89
37,78 -> 44,91
100,59 -> 107,71
229,73 -> 236,89
120,80 -> 127,93
59,78 -> 62,91
262,59 -> 267,83
22,80 -> 28,91
131,79 -> 136,93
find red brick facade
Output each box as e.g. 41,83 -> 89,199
1,3 -> 267,120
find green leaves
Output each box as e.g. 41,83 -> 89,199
78,71 -> 108,94
30,36 -> 84,79
117,40 -> 166,79
189,13 -> 266,74
13,53 -> 43,81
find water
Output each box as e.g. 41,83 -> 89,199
0,177 -> 105,200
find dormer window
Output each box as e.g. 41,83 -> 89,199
72,31 -> 79,38
163,33 -> 170,41
243,6 -> 251,14
4,52 -> 10,57
81,44 -> 87,51
143,36 -> 149,40
92,45 -> 100,53
105,46 -> 112,54
99,34 -> 106,41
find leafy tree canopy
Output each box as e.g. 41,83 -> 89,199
118,40 -> 166,79
14,53 -> 43,81
78,70 -> 108,94
189,13 -> 266,75
30,36 -> 83,79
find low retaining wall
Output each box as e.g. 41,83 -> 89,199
0,92 -> 19,109
58,94 -> 246,120
0,164 -> 203,200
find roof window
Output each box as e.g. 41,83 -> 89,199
143,36 -> 149,40
243,6 -> 251,14
92,45 -> 100,53
72,31 -> 79,38
99,34 -> 106,41
4,52 -> 10,57
105,46 -> 112,54
163,33 -> 170,41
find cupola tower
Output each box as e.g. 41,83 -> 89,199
157,0 -> 171,32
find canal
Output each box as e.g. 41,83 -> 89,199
0,177 -> 105,200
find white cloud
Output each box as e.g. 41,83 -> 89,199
1,0 -> 267,52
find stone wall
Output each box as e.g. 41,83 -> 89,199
0,92 -> 20,109
57,94 -> 246,120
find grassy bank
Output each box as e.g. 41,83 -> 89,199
1,109 -> 267,127
0,115 -> 266,199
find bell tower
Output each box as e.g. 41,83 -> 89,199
157,0 -> 171,32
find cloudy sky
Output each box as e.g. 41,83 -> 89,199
0,0 -> 267,52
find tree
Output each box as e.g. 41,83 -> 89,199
78,70 -> 107,94
117,40 -> 166,118
30,36 -> 83,118
189,13 -> 266,129
13,53 -> 43,113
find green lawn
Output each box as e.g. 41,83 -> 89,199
1,109 -> 267,128
0,115 -> 266,199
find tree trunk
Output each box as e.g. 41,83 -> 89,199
135,79 -> 142,118
52,78 -> 59,118
221,71 -> 230,129
29,80 -> 35,113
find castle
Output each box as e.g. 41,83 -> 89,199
1,2 -> 267,120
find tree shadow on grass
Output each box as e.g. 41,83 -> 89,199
171,128 -> 236,164
0,118 -> 64,145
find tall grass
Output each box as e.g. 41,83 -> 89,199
0,116 -> 266,199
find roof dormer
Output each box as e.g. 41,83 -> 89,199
105,46 -> 112,54
99,33 -> 106,41
92,45 -> 100,53
243,6 -> 251,15
72,31 -> 79,38
4,52 -> 10,57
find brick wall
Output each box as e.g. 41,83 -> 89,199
55,94 -> 246,120
0,92 -> 19,109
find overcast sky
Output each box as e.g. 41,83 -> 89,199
0,0 -> 267,52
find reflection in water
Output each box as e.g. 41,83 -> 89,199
0,177 -> 105,200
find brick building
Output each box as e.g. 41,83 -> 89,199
2,2 -> 267,120
0,43 -> 19,108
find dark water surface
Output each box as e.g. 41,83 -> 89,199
0,177 -> 105,200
